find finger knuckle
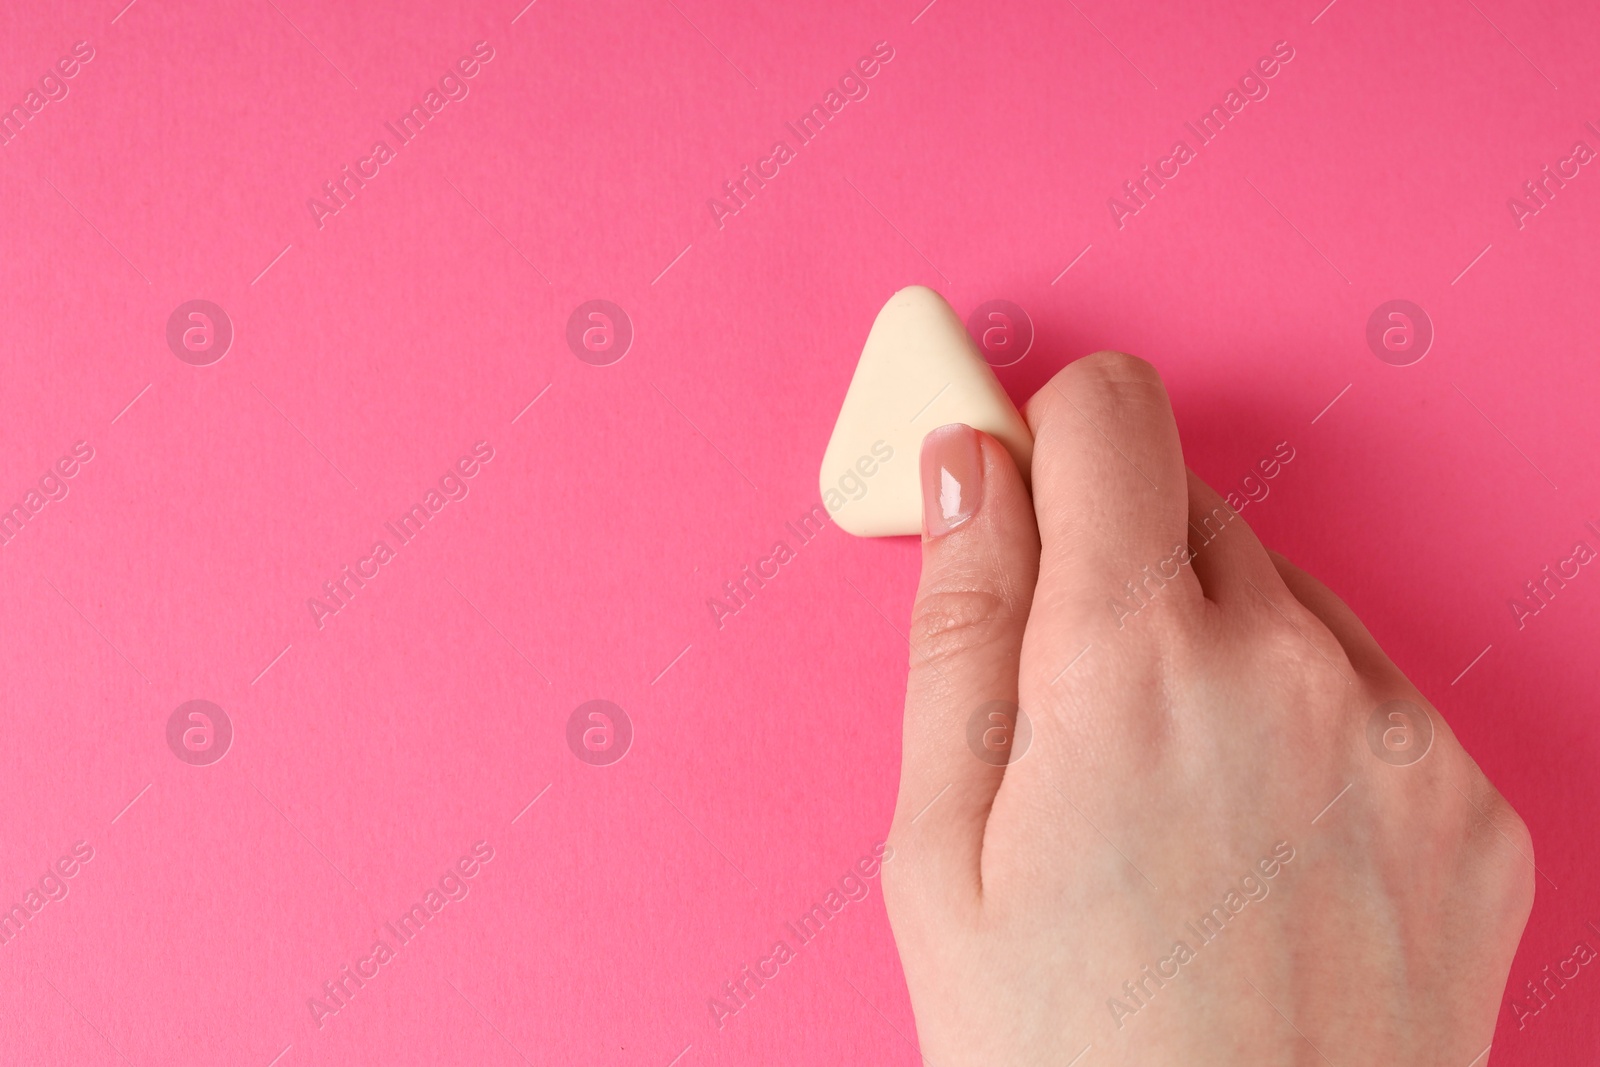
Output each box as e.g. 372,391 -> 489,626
1457,778 -> 1538,912
1495,801 -> 1535,868
1473,781 -> 1535,859
1031,351 -> 1174,439
1071,353 -> 1170,422
1252,600 -> 1356,699
1073,349 -> 1163,389
909,587 -> 1009,667
1025,351 -> 1167,429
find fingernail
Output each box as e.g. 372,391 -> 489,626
921,424 -> 984,537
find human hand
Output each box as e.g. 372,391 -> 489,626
883,352 -> 1535,1066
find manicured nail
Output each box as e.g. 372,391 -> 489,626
921,424 -> 984,537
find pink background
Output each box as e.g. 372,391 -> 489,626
2,0 -> 1598,1063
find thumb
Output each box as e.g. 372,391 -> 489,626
888,423 -> 1041,915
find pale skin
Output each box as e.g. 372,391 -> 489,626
884,352 -> 1535,1066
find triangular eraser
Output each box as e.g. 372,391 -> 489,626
819,286 -> 1033,537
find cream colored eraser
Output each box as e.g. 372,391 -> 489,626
819,286 -> 1033,537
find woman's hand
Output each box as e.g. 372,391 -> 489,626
884,352 -> 1534,1066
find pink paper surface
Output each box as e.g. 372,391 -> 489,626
2,1 -> 1598,1063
